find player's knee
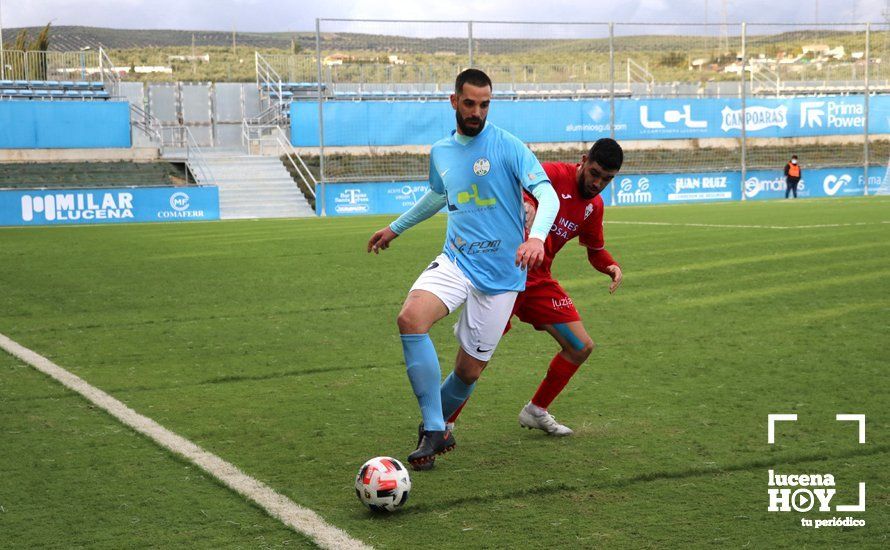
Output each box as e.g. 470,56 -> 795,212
454,361 -> 485,384
396,309 -> 428,334
566,338 -> 595,364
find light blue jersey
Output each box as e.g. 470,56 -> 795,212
428,123 -> 549,294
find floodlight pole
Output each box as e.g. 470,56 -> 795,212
0,0 -> 5,81
740,23 -> 747,201
609,22 -> 616,208
468,21 -> 474,68
316,18 -> 326,216
864,23 -> 870,195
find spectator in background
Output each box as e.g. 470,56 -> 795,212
784,155 -> 802,199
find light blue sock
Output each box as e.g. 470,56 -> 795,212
401,334 -> 445,431
440,371 -> 475,422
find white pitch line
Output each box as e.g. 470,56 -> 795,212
607,220 -> 890,230
0,333 -> 372,550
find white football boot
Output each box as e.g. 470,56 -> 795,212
518,402 -> 574,436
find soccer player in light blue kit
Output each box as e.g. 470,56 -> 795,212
368,69 -> 560,469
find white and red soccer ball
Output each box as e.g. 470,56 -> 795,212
354,456 -> 411,512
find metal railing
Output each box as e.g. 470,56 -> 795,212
99,47 -> 121,96
158,126 -> 214,185
129,102 -> 162,143
255,51 -> 285,114
243,125 -> 317,199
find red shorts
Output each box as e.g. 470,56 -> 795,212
507,275 -> 581,331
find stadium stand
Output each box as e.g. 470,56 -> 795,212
0,162 -> 188,189
0,80 -> 110,100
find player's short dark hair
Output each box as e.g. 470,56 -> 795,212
588,138 -> 623,171
791,154 -> 798,159
455,69 -> 492,94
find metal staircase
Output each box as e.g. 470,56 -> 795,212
194,149 -> 315,219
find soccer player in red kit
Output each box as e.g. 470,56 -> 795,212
446,138 -> 624,436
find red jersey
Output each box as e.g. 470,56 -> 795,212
526,162 -> 616,281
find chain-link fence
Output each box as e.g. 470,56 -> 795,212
286,19 -> 890,200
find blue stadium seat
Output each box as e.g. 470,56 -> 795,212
89,82 -> 105,90
33,90 -> 51,99
0,80 -> 13,88
64,90 -> 81,99
1,89 -> 20,97
60,81 -> 76,88
49,89 -> 64,98
14,80 -> 29,88
93,90 -> 110,99
74,81 -> 91,89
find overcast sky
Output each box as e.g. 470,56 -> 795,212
0,1 -> 886,32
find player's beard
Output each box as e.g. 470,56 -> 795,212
577,175 -> 599,199
456,110 -> 486,137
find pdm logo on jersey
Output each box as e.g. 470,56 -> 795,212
616,177 -> 652,204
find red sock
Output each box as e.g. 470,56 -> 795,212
446,398 -> 469,424
531,353 -> 581,410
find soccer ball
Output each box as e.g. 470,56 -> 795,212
354,456 -> 411,512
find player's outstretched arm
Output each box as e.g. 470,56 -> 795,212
368,226 -> 399,254
367,190 -> 446,254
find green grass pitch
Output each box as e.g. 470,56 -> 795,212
1,196 -> 887,548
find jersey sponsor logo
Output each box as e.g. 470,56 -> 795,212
561,193 -> 572,199
456,184 -> 496,207
551,296 -> 574,310
450,236 -> 502,255
550,217 -> 579,240
473,158 -> 491,176
584,203 -> 593,220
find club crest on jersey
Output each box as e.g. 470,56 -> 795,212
473,158 -> 491,176
584,203 -> 594,220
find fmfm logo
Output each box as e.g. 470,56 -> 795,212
767,414 -> 866,528
447,184 -> 496,211
640,105 -> 706,130
616,177 -> 652,204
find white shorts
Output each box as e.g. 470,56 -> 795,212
410,253 -> 517,361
